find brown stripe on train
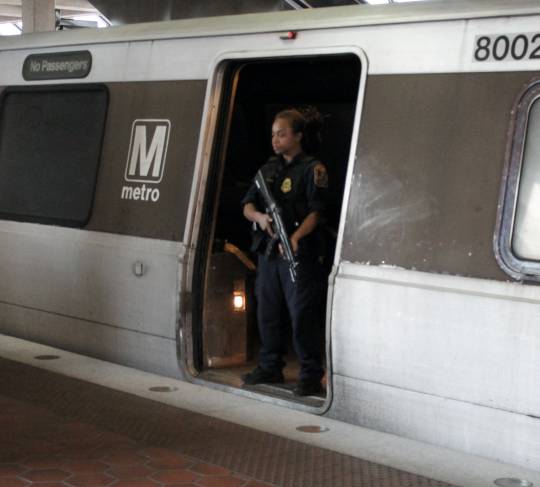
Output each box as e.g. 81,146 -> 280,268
87,80 -> 207,241
342,72 -> 540,282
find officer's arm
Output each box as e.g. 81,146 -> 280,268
243,203 -> 274,236
290,211 -> 320,253
288,161 -> 328,252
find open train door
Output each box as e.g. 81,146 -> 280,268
184,47 -> 366,409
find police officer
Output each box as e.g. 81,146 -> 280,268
241,108 -> 328,396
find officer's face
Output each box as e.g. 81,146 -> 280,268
271,118 -> 302,159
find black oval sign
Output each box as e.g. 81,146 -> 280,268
23,50 -> 92,81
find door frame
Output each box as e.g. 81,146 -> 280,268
180,45 -> 368,414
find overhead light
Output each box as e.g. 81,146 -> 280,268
69,13 -> 110,28
56,12 -> 111,30
0,21 -> 22,36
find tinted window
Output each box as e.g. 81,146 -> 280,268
0,84 -> 108,227
512,98 -> 540,260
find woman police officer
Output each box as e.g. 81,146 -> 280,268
241,107 -> 328,396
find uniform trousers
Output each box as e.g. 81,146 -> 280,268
256,253 -> 324,382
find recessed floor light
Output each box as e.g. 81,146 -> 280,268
149,386 -> 178,393
296,425 -> 329,433
494,478 -> 533,487
34,355 -> 60,360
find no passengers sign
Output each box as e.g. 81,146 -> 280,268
23,50 -> 92,80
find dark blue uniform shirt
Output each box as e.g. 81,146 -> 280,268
242,152 -> 328,257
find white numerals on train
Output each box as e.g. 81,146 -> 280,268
473,33 -> 540,62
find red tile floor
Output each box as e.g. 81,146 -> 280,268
0,358 -> 457,487
0,395 -> 269,487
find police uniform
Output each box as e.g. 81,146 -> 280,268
242,152 -> 328,385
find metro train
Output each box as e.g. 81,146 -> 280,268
1,0 -> 540,471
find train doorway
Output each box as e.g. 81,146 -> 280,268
192,52 -> 362,406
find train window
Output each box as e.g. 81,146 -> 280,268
496,82 -> 540,280
0,84 -> 108,227
512,98 -> 540,260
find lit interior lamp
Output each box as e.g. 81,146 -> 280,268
233,292 -> 245,311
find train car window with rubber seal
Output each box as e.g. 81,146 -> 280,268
496,79 -> 540,281
0,83 -> 108,228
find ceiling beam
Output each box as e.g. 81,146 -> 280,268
55,0 -> 97,12
57,8 -> 98,16
0,5 -> 20,16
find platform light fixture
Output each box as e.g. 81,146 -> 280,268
296,425 -> 329,433
494,479 -> 533,487
149,386 -> 178,393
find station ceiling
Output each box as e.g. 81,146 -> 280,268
88,0 -> 370,25
0,0 -> 388,28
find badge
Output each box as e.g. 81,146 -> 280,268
314,163 -> 328,188
281,177 -> 292,193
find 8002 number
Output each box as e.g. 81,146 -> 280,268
474,33 -> 540,62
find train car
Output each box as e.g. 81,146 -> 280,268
0,0 -> 540,471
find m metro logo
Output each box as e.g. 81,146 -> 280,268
121,119 -> 171,203
125,119 -> 170,183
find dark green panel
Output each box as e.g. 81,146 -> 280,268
342,72 -> 540,281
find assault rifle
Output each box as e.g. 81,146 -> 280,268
254,170 -> 299,283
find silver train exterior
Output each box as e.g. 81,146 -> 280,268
1,0 -> 540,471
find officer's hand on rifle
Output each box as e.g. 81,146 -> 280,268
279,235 -> 299,256
256,213 -> 274,237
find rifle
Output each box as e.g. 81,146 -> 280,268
254,170 -> 299,283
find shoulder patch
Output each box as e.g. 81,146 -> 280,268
313,163 -> 328,188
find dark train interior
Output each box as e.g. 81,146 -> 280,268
194,53 -> 361,402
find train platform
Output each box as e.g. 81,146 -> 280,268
0,335 -> 538,487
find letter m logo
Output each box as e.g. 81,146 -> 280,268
124,119 -> 171,183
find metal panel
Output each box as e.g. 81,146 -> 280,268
86,80 -> 207,240
342,72 -> 540,281
0,303 -> 182,377
330,373 -> 540,471
329,261 -> 540,469
332,263 -> 540,417
0,222 -> 184,339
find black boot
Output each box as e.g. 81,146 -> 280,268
242,366 -> 284,385
293,378 -> 322,396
